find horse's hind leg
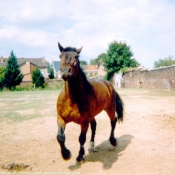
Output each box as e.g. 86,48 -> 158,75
105,109 -> 117,147
88,119 -> 97,153
109,117 -> 117,146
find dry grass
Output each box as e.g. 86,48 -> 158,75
0,90 -> 61,123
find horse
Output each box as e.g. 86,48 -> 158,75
56,42 -> 124,162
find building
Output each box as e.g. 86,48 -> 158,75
98,64 -> 106,78
81,65 -> 98,77
0,56 -> 48,82
51,60 -> 61,79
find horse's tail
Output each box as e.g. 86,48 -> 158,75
116,92 -> 124,123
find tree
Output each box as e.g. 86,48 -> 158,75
90,58 -> 97,65
0,67 -> 5,90
47,61 -> 55,79
103,41 -> 139,80
154,56 -> 175,68
47,61 -> 52,73
3,51 -> 24,90
90,53 -> 107,66
80,60 -> 88,66
32,67 -> 45,88
49,68 -> 55,79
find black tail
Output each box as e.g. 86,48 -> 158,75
116,92 -> 124,123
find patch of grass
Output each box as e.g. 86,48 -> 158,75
0,111 -> 41,124
0,90 -> 61,124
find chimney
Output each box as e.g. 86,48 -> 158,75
42,56 -> 45,63
1,56 -> 4,63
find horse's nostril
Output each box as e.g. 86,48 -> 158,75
68,68 -> 71,73
60,67 -> 62,71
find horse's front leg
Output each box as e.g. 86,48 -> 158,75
57,115 -> 71,160
76,120 -> 89,162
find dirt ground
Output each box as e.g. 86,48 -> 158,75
0,88 -> 175,175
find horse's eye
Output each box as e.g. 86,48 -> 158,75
70,57 -> 72,61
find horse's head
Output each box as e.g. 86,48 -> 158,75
58,42 -> 83,81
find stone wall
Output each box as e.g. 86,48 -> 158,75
123,65 -> 175,91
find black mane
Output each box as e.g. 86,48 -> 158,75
64,47 -> 77,52
68,64 -> 95,114
63,47 -> 80,58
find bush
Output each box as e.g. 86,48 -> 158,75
48,68 -> 55,79
32,67 -> 45,88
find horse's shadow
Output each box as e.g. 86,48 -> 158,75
68,134 -> 133,170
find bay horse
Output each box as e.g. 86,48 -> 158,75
56,42 -> 124,162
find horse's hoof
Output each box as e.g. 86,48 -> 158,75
76,156 -> 85,162
62,149 -> 71,160
110,138 -> 117,147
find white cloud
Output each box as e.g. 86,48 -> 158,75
0,26 -> 18,40
0,0 -> 175,68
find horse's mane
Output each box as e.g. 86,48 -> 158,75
62,46 -> 95,113
63,47 -> 80,59
67,58 -> 95,114
64,47 -> 77,52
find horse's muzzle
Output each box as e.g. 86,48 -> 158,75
62,74 -> 70,81
61,67 -> 72,81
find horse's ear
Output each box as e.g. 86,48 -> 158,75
58,42 -> 64,52
76,46 -> 83,54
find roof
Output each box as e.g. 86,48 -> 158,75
52,61 -> 60,72
18,58 -> 48,67
0,57 -> 48,68
82,65 -> 98,71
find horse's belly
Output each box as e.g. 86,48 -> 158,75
91,101 -> 108,117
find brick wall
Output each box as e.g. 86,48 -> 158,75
123,65 -> 175,91
20,61 -> 31,81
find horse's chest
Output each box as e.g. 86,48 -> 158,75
57,100 -> 81,123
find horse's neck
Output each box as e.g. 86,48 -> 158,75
64,68 -> 94,112
65,69 -> 85,99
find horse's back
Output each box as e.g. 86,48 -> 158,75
89,78 -> 115,95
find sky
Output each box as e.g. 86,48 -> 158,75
0,0 -> 175,69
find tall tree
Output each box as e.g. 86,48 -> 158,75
0,67 -> 5,90
154,56 -> 175,68
32,67 -> 45,88
4,51 -> 24,90
103,41 -> 139,80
